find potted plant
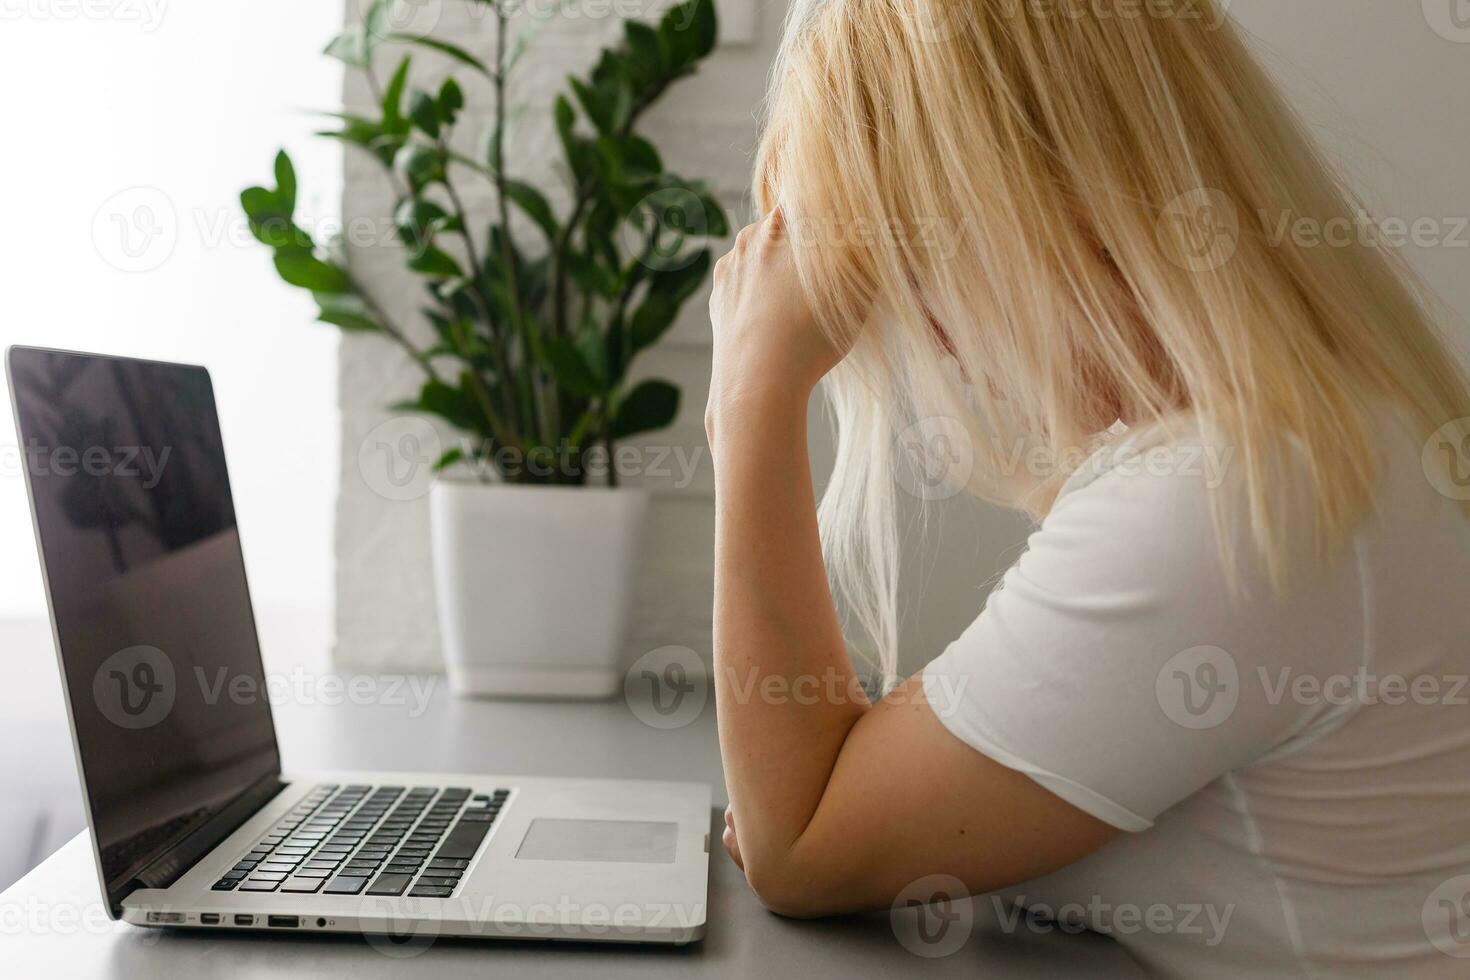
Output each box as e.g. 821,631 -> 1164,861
241,0 -> 727,697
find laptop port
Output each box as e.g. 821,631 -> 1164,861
234,914 -> 254,926
146,911 -> 185,924
200,913 -> 221,925
268,915 -> 300,929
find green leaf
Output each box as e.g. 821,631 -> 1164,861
502,180 -> 557,240
323,29 -> 369,68
393,142 -> 441,188
386,33 -> 493,79
316,309 -> 380,332
395,379 -> 478,431
314,293 -> 380,332
432,447 -> 466,472
408,89 -> 440,138
554,93 -> 575,142
407,245 -> 463,279
240,186 -> 304,249
611,380 -> 680,439
661,0 -> 717,69
273,246 -> 351,293
569,77 -> 613,134
393,197 -> 450,248
540,336 -> 601,397
624,21 -> 664,81
382,55 -> 413,135
563,249 -> 620,299
628,292 -> 676,354
273,151 -> 297,213
438,77 -> 464,125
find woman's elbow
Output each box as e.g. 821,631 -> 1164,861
742,852 -> 844,919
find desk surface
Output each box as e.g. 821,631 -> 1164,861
2,665 -> 1143,978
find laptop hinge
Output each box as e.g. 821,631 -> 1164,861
119,774 -> 288,909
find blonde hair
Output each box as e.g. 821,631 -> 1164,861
753,0 -> 1470,685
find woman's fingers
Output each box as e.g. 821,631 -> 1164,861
722,806 -> 744,868
723,825 -> 744,870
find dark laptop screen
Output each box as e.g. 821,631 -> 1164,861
7,348 -> 280,900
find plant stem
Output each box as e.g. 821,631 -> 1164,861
441,168 -> 523,441
490,5 -> 555,452
548,82 -> 669,343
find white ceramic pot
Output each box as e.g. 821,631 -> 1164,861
429,479 -> 649,699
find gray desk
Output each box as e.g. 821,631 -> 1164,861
1,667 -> 1143,978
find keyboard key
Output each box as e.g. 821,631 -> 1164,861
280,876 -> 326,893
211,879 -> 238,891
384,863 -> 422,875
323,875 -> 370,895
367,873 -> 413,896
221,869 -> 248,880
427,858 -> 469,871
435,821 -> 491,861
239,879 -> 281,892
292,867 -> 334,878
248,871 -> 290,882
233,861 -> 258,872
415,876 -> 461,888
409,886 -> 454,898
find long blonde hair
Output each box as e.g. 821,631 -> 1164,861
753,0 -> 1470,684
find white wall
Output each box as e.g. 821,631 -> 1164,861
0,3 -> 344,643
333,0 -> 773,669
333,1 -> 1470,677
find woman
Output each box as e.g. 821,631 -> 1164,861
706,0 -> 1470,976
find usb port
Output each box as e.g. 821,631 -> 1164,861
200,913 -> 221,925
234,914 -> 254,926
268,915 -> 300,929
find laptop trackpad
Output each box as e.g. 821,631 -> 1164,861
514,818 -> 678,864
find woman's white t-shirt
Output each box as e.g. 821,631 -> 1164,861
922,412 -> 1470,978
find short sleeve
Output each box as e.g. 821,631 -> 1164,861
921,433 -> 1365,831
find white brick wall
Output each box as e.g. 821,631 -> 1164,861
333,0 -> 773,671
330,0 -> 1470,682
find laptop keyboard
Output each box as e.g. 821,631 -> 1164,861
210,783 -> 509,899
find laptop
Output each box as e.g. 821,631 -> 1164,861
5,346 -> 711,943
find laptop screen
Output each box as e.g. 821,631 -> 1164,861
7,348 -> 281,902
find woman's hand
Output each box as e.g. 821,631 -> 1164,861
705,208 -> 843,442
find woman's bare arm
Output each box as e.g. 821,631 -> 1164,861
708,212 -> 1118,917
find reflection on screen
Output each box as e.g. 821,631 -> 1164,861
8,349 -> 280,899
